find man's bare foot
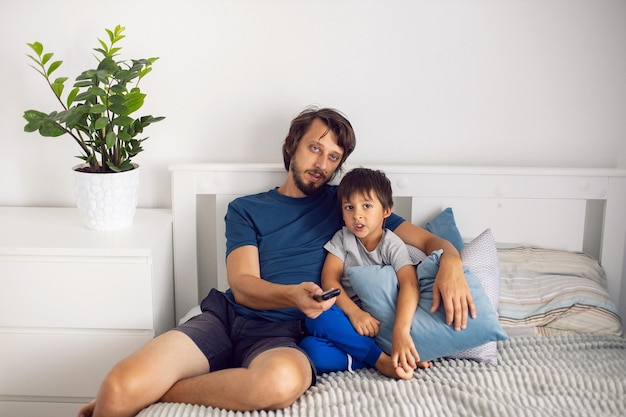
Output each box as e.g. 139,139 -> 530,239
374,353 -> 413,380
77,399 -> 96,417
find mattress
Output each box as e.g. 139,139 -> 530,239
137,334 -> 626,417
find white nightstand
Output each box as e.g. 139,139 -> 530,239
0,207 -> 175,417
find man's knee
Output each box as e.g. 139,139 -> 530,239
248,348 -> 312,409
96,364 -> 144,414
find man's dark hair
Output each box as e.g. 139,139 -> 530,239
282,106 -> 356,180
337,167 -> 394,210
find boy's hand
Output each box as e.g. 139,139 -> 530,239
348,309 -> 380,337
391,331 -> 419,375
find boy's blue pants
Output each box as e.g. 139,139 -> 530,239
300,305 -> 383,374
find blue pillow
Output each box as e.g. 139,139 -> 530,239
425,207 -> 464,252
347,250 -> 507,362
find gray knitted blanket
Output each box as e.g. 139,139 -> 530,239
137,334 -> 626,417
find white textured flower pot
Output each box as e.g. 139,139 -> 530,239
73,164 -> 140,231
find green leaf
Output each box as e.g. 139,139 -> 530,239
23,110 -> 47,131
105,29 -> 114,43
47,60 -> 63,76
112,115 -> 133,127
51,79 -> 64,99
74,79 -> 95,88
112,25 -> 126,42
27,42 -> 43,56
115,69 -> 134,82
106,161 -> 122,172
110,84 -> 127,94
26,53 -> 42,66
66,87 -> 79,107
73,91 -> 93,102
89,104 -> 107,113
88,86 -> 107,97
107,158 -> 133,172
97,39 -> 109,54
95,117 -> 109,130
109,103 -> 128,116
98,57 -> 118,73
27,64 -> 46,78
124,91 -> 146,114
118,131 -> 131,142
138,67 -> 153,79
93,47 -> 107,58
105,131 -> 117,148
41,52 -> 53,65
108,95 -> 125,105
141,115 -> 165,127
39,119 -> 66,136
63,107 -> 88,127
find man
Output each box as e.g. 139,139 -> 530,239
78,107 -> 474,417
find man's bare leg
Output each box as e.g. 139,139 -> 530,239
77,330 -> 208,417
161,347 -> 312,411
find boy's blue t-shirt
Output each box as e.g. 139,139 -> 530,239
222,184 -> 404,321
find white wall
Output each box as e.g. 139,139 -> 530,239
1,0 -> 625,209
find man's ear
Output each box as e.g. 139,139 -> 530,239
284,137 -> 290,154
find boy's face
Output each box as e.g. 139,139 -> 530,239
341,190 -> 392,240
288,118 -> 344,196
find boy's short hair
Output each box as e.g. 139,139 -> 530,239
337,168 -> 394,210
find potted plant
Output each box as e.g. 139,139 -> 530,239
23,24 -> 164,231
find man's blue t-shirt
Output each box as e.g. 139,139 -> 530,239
222,184 -> 404,321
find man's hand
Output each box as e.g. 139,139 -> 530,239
430,252 -> 476,330
297,282 -> 337,319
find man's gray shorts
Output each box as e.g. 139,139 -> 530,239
176,288 -> 317,384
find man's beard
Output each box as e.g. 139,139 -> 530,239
291,158 -> 328,196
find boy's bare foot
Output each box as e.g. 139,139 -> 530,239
374,353 -> 413,380
417,360 -> 432,369
77,399 -> 96,417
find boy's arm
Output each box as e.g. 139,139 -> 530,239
322,253 -> 381,337
392,264 -> 420,370
393,221 -> 475,330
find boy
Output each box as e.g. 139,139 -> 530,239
301,168 -> 431,379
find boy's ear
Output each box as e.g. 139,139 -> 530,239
383,207 -> 392,218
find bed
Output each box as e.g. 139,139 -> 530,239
139,164 -> 626,417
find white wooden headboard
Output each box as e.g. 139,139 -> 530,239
170,164 -> 626,323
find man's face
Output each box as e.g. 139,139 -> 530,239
289,118 -> 344,196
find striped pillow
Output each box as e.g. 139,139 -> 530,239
497,247 -> 623,337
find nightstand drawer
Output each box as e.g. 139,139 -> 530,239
0,401 -> 83,417
0,207 -> 174,412
0,257 -> 153,329
0,331 -> 153,397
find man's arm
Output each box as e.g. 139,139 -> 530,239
392,221 -> 476,330
226,245 -> 335,318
